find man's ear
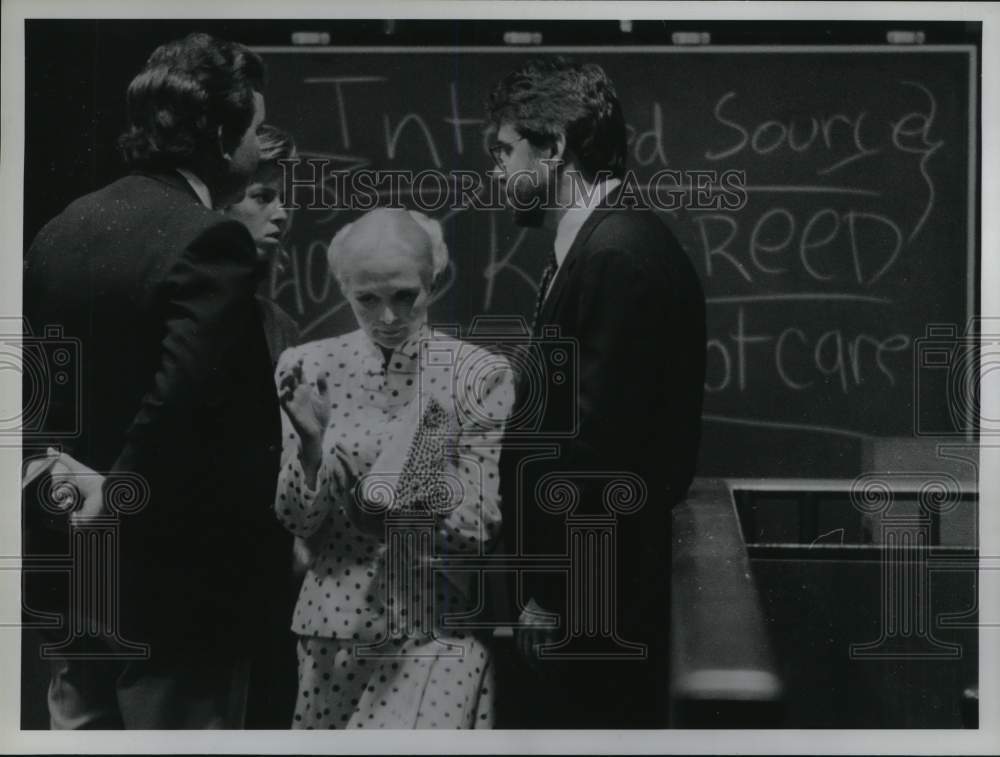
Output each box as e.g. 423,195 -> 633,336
217,125 -> 232,161
550,132 -> 567,163
540,132 -> 569,177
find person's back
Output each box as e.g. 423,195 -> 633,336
22,32 -> 288,729
25,171 -> 282,646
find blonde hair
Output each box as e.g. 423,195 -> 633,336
327,208 -> 449,286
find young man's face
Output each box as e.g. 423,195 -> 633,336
492,123 -> 554,228
225,164 -> 289,264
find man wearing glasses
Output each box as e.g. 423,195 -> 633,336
488,57 -> 707,728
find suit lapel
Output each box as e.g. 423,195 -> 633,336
539,184 -> 624,324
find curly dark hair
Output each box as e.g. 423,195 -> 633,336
118,33 -> 265,170
257,124 -> 297,166
486,57 -> 627,181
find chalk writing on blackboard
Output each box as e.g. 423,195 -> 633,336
259,48 -> 973,460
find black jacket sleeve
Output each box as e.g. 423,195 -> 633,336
106,220 -> 259,494
525,237 -> 705,615
560,245 -> 672,498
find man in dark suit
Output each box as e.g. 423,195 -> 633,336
489,58 -> 707,728
23,33 -> 290,728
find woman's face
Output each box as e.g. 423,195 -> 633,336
340,242 -> 433,350
226,165 -> 288,263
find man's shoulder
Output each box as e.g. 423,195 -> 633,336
110,173 -> 222,225
52,173 -> 220,234
586,203 -> 680,252
573,204 -> 702,295
32,172 -> 248,265
27,173 -> 255,300
585,197 -> 697,260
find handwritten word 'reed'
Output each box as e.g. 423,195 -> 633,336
695,207 -> 903,287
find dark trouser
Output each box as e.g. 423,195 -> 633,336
243,630 -> 299,729
47,652 -> 249,729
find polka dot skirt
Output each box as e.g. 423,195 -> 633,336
292,634 -> 494,729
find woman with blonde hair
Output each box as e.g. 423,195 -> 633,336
274,208 -> 514,729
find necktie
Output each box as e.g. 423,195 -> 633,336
530,249 -> 558,336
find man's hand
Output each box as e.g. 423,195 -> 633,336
46,448 -> 106,525
516,596 -> 560,671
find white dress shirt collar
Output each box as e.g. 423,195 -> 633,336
552,177 -> 622,268
176,168 -> 213,209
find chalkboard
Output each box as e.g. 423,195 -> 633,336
254,45 -> 977,476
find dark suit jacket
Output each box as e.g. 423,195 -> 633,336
23,171 -> 288,655
256,295 -> 301,367
498,187 -> 706,725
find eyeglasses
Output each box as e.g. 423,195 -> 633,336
488,136 -> 527,169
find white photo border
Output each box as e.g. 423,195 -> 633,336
1,1 -> 997,754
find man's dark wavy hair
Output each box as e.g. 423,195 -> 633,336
257,124 -> 297,166
486,57 -> 627,182
118,33 -> 265,170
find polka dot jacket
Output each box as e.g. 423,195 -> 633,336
274,325 -> 515,643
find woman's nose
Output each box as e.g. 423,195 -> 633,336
379,307 -> 397,325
